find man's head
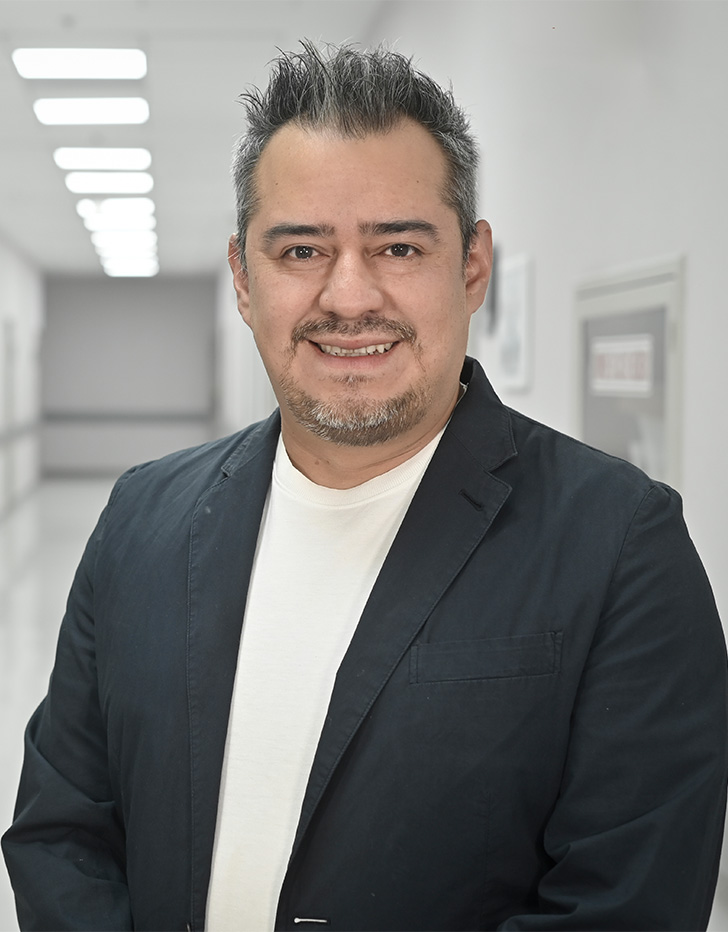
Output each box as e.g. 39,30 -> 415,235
228,42 -> 491,475
232,41 -> 479,267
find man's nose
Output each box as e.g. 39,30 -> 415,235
318,252 -> 385,318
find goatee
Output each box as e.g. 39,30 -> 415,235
278,377 -> 431,447
279,316 -> 429,446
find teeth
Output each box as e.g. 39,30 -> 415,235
318,342 -> 394,357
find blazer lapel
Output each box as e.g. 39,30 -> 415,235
291,359 -> 517,855
186,412 -> 280,927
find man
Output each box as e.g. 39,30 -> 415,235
3,41 -> 727,932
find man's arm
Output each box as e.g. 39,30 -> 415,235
2,496 -> 133,932
499,483 -> 728,931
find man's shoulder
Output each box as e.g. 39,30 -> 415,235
502,405 -> 675,516
107,412 -> 280,512
458,359 -> 663,504
508,406 -> 651,477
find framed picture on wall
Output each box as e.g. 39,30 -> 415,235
574,257 -> 684,488
468,250 -> 533,393
496,254 -> 532,391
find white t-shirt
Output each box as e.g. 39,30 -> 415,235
205,430 -> 444,931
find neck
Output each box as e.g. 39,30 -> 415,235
280,402 -> 457,490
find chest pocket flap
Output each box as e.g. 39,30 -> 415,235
410,631 -> 562,684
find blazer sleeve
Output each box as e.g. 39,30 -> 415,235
1,482 -> 134,931
499,483 -> 728,932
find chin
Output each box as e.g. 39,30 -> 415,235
281,379 -> 432,447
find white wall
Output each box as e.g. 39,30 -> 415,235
42,275 -> 217,476
0,237 -> 43,517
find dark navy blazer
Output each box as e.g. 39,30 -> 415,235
4,358 -> 727,931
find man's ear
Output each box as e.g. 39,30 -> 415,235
465,219 -> 493,317
228,233 -> 252,325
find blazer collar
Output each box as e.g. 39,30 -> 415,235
449,355 -> 517,473
187,410 -> 280,926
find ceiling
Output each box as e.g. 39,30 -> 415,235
0,0 -> 388,276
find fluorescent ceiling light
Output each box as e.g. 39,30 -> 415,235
94,251 -> 158,264
96,247 -> 159,262
96,249 -> 158,262
55,148 -> 151,170
12,48 -> 146,80
66,172 -> 154,194
102,260 -> 160,278
103,267 -> 159,278
77,197 -> 155,219
84,214 -> 156,232
101,253 -> 158,266
33,98 -> 149,125
91,230 -> 158,250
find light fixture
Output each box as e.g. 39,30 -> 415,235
12,48 -> 147,80
65,172 -> 154,194
102,258 -> 160,278
77,198 -> 159,274
16,48 -> 156,277
91,230 -> 157,250
54,148 -> 152,171
76,197 -> 156,219
84,214 -> 156,233
95,246 -> 159,261
33,98 -> 149,125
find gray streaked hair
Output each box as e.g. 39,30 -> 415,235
232,40 -> 479,265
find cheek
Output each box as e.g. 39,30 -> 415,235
249,269 -> 316,325
416,284 -> 470,335
245,300 -> 299,367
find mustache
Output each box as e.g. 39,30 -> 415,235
292,317 -> 417,347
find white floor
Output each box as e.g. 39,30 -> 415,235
0,479 -> 115,932
1,479 -> 728,932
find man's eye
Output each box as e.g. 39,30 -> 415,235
386,243 -> 417,258
285,245 -> 317,260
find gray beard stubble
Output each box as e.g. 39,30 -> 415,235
279,317 -> 431,447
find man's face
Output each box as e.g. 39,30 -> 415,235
229,118 -> 491,449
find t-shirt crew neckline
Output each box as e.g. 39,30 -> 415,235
274,428 -> 447,507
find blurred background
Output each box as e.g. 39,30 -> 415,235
1,0 -> 727,927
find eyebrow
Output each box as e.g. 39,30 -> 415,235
262,223 -> 336,247
261,219 -> 440,248
359,220 -> 440,241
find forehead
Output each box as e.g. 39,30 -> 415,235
249,119 -> 454,226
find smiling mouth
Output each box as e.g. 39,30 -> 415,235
316,342 -> 396,357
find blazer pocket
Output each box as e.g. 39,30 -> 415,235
409,631 -> 562,684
